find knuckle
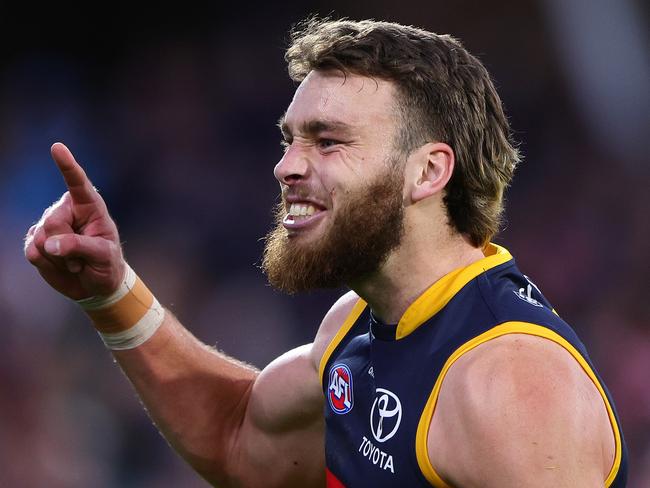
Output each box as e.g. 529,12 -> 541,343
32,226 -> 46,247
42,218 -> 59,234
25,244 -> 40,263
35,213 -> 46,227
42,204 -> 56,219
23,231 -> 33,247
42,194 -> 66,217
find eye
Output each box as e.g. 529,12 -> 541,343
318,139 -> 340,150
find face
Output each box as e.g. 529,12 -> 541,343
262,70 -> 407,293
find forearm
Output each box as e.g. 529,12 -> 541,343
112,309 -> 258,485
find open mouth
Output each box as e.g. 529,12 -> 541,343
282,202 -> 327,231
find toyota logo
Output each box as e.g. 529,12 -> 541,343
370,388 -> 402,443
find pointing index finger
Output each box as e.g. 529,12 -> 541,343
50,142 -> 98,205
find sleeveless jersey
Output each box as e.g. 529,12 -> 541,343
320,244 -> 627,487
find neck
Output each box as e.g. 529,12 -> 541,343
350,230 -> 485,325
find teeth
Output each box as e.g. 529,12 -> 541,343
288,203 -> 319,217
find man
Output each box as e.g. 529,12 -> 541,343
25,18 -> 627,487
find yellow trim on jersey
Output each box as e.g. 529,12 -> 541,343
396,244 -> 512,339
318,298 -> 367,384
415,321 -> 622,487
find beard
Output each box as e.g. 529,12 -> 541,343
262,162 -> 405,294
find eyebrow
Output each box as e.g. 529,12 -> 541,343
277,114 -> 355,138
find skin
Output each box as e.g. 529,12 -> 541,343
25,70 -> 615,487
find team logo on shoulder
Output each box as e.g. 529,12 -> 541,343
370,388 -> 402,442
328,363 -> 354,414
514,282 -> 543,307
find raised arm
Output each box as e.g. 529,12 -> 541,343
24,143 -> 354,487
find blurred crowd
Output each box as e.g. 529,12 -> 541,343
0,1 -> 648,487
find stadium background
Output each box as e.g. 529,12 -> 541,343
0,1 -> 648,486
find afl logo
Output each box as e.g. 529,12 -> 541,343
328,364 -> 354,414
370,388 -> 402,443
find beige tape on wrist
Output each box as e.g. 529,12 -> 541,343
77,264 -> 165,350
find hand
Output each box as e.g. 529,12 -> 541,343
24,143 -> 125,300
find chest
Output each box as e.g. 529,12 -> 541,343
323,331 -> 446,487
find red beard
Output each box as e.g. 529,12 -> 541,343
262,164 -> 405,293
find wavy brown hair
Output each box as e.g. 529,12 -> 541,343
285,18 -> 521,247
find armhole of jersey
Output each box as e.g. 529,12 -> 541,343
318,298 -> 367,386
415,321 -> 623,488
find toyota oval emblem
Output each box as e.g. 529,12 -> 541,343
370,388 -> 402,443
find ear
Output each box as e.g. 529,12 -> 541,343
408,142 -> 455,203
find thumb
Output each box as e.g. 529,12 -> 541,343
44,234 -> 114,265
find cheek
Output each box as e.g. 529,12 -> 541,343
339,149 -> 366,177
319,168 -> 354,204
312,164 -> 340,198
322,151 -> 368,190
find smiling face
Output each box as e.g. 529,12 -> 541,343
262,70 -> 407,292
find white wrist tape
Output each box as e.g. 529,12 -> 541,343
77,264 -> 165,350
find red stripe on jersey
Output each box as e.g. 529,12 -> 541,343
326,468 -> 346,488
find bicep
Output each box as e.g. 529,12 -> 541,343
248,344 -> 324,432
226,293 -> 358,487
242,290 -> 359,431
230,344 -> 326,487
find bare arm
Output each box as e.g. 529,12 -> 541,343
111,312 -> 323,487
428,334 -> 615,488
24,143 -> 356,487
112,291 -> 354,487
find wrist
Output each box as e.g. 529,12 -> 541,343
77,264 -> 165,350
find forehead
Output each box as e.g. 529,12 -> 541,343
283,70 -> 398,135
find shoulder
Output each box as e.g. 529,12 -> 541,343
429,332 -> 615,487
309,290 -> 362,371
445,334 -> 595,424
448,333 -> 584,403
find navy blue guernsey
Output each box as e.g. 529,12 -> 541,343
320,244 -> 627,487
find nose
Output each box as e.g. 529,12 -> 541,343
274,145 -> 310,185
